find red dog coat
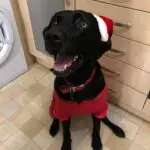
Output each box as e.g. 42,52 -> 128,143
49,87 -> 108,121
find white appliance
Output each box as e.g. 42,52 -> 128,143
0,1 -> 28,88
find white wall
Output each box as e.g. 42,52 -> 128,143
27,0 -> 65,53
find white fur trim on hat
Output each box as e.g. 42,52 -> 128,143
93,14 -> 108,42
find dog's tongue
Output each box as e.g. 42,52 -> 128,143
54,56 -> 74,71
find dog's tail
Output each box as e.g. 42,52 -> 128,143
49,118 -> 60,137
102,117 -> 125,138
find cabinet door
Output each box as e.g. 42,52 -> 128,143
17,0 -> 75,68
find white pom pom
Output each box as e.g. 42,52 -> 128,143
93,14 -> 108,42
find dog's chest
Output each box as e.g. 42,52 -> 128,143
50,87 -> 108,121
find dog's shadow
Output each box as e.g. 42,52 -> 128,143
70,116 -> 93,149
56,116 -> 93,134
71,116 -> 92,131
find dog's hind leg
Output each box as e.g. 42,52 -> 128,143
91,115 -> 102,150
102,117 -> 125,138
49,118 -> 60,137
61,119 -> 72,150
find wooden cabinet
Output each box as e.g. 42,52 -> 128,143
76,0 -> 150,121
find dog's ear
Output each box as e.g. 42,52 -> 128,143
43,11 -> 63,35
95,38 -> 112,60
45,12 -> 62,29
48,10 -> 73,27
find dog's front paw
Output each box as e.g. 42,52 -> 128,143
92,137 -> 102,150
49,119 -> 59,137
61,142 -> 72,150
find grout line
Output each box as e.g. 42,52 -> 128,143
136,144 -> 146,150
132,124 -> 141,143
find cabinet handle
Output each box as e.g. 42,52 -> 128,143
108,88 -> 116,93
110,48 -> 126,56
65,0 -> 70,6
102,66 -> 120,76
114,22 -> 132,28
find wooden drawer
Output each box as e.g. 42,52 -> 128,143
105,77 -> 147,111
76,0 -> 150,45
107,35 -> 150,73
97,0 -> 150,12
100,56 -> 150,94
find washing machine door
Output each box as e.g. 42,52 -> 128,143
0,10 -> 13,65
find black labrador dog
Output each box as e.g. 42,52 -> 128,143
43,10 -> 125,150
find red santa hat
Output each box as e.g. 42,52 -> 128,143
93,14 -> 113,42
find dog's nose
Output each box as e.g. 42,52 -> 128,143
50,32 -> 62,43
53,34 -> 61,43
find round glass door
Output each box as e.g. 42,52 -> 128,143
0,10 -> 13,65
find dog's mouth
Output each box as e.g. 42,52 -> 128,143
54,55 -> 78,72
52,54 -> 81,77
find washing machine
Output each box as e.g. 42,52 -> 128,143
0,1 -> 28,88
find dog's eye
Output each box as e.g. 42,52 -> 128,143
52,15 -> 62,26
53,20 -> 58,25
75,18 -> 87,29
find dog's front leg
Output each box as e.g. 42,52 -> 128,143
61,119 -> 72,150
91,115 -> 102,150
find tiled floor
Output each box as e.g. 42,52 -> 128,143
0,63 -> 149,150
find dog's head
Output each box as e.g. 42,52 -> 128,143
43,10 -> 113,77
